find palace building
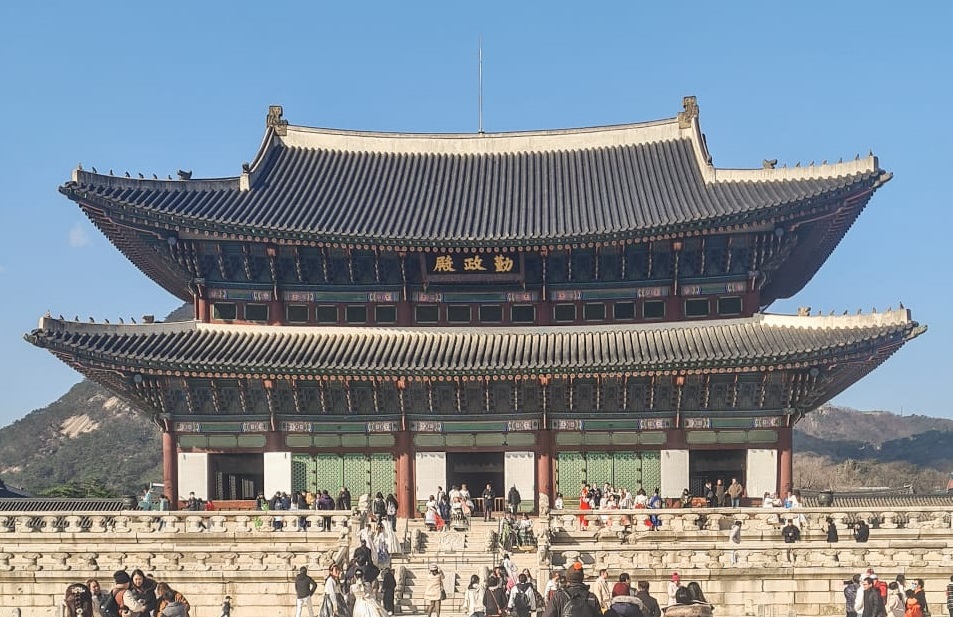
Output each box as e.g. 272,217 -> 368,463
27,98 -> 924,515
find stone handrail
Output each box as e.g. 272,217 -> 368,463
0,508 -> 356,536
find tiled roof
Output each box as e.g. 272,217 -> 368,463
60,107 -> 888,250
799,494 -> 953,508
26,310 -> 923,379
0,498 -> 125,512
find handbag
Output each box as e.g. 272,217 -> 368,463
441,589 -> 447,601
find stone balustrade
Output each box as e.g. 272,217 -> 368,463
1,506 -> 952,616
543,506 -> 953,617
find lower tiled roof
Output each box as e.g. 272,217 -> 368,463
26,310 -> 923,378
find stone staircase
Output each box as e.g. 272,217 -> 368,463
389,517 -> 544,615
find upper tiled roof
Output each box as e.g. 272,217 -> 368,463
60,100 -> 889,250
26,309 -> 923,380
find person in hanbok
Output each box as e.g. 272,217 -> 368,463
351,570 -> 389,617
425,496 -> 442,531
500,553 -> 518,590
517,513 -> 536,548
648,488 -> 663,530
499,513 -> 517,551
380,517 -> 402,554
578,484 -> 592,530
373,523 -> 392,569
319,564 -> 348,617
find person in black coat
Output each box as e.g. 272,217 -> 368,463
782,520 -> 801,543
854,520 -> 870,543
381,568 -> 397,616
825,516 -> 839,543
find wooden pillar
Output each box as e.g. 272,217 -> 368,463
778,426 -> 793,496
162,430 -> 178,504
536,428 -> 554,513
395,429 -> 415,519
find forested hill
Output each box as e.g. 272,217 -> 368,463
0,382 -> 951,497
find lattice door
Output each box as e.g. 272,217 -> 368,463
369,453 -> 396,496
315,454 -> 343,493
611,451 -> 642,492
343,454 -> 370,497
292,454 -> 318,492
555,452 -> 585,498
585,452 -> 613,488
640,452 -> 661,493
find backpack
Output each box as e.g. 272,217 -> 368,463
513,587 -> 531,617
558,588 -> 597,617
386,501 -> 397,516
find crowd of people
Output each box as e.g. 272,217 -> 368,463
840,569 -> 947,617
62,569 -> 200,617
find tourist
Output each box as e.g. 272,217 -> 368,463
385,494 -> 399,531
462,574 -> 485,617
886,582 -> 905,617
905,589 -> 923,617
603,579 -> 645,617
294,566 -> 318,617
593,569 -> 613,612
86,579 -> 115,617
679,489 -> 691,508
485,575 -> 508,617
425,496 -> 439,530
320,564 -> 346,617
221,595 -> 232,617
501,553 -> 518,588
381,567 -> 397,616
729,520 -> 742,544
155,582 -> 190,616
159,588 -> 187,617
553,493 -> 564,510
518,513 -> 536,547
727,478 -> 744,508
648,489 -> 663,530
845,575 -> 861,617
825,517 -> 839,543
912,579 -> 928,616
854,520 -> 870,543
715,479 -> 726,508
861,577 -> 886,617
508,485 -> 522,514
508,573 -> 538,617
667,573 -> 680,607
483,483 -> 496,521
704,482 -> 715,508
541,562 -> 600,617
661,586 -> 711,617
425,563 -> 446,617
544,571 -> 561,606
782,519 -> 801,543
351,570 -> 388,617
635,581 -> 661,617
129,570 -> 157,617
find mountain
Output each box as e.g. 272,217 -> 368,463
1,386 -> 951,496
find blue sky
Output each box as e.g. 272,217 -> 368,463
0,2 -> 950,427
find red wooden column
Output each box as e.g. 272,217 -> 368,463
536,427 -> 554,512
395,428 -> 415,519
778,426 -> 793,496
162,429 -> 178,503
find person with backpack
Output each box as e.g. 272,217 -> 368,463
509,574 -> 538,617
485,575 -> 508,617
385,494 -> 399,531
542,563 -> 600,617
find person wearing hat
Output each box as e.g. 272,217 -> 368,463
295,566 -> 318,617
667,573 -> 680,607
541,562 -> 600,617
221,595 -> 232,617
424,563 -> 445,617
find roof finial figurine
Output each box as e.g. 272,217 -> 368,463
58,314 -> 64,320
242,162 -> 251,173
124,171 -> 130,178
138,172 -> 144,179
266,105 -> 289,135
794,162 -> 800,167
104,318 -> 110,324
152,173 -> 158,179
762,159 -> 777,169
131,317 -> 137,324
91,166 -> 97,173
177,169 -> 192,180
119,317 -> 124,324
88,316 -> 95,323
899,301 -> 905,309
77,163 -> 83,171
109,169 -> 114,176
678,96 -> 699,129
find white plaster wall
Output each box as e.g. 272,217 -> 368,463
504,451 -> 535,508
746,449 -> 778,499
177,452 -> 209,500
660,449 -> 689,499
415,452 -> 447,501
263,451 -> 292,496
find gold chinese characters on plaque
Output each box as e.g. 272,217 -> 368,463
426,252 -> 519,276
